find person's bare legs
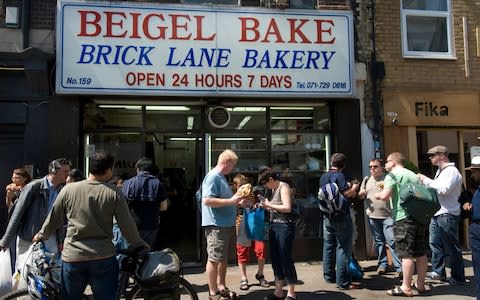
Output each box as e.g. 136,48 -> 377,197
415,255 -> 428,290
217,260 -> 228,291
207,260 -> 219,296
400,257 -> 414,293
256,258 -> 265,276
239,261 -> 248,281
286,283 -> 296,299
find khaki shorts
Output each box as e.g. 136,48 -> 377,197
204,226 -> 235,262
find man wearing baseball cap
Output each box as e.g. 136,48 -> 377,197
464,156 -> 480,299
418,145 -> 465,284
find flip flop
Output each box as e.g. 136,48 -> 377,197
386,286 -> 413,297
220,288 -> 238,300
240,279 -> 249,291
412,283 -> 430,294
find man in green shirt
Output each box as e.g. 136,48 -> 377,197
375,152 -> 428,297
34,150 -> 146,300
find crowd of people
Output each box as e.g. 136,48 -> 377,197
0,145 -> 478,300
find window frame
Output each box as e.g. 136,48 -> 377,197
400,0 -> 455,59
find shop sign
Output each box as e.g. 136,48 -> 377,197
56,0 -> 354,97
383,91 -> 480,127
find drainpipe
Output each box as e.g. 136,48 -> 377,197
22,0 -> 30,49
368,0 -> 382,158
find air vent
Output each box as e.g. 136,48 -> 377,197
208,106 -> 230,128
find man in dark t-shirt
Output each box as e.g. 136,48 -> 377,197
122,157 -> 168,248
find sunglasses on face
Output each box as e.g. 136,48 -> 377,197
369,165 -> 380,169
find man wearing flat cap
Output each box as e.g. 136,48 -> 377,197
464,156 -> 480,299
418,145 -> 465,284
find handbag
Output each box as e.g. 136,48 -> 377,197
399,182 -> 440,224
0,249 -> 12,296
245,208 -> 265,241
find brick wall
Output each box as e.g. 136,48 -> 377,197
375,0 -> 480,91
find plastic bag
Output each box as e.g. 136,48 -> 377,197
0,249 -> 12,296
348,256 -> 364,280
246,208 -> 265,241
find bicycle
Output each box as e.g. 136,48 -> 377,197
0,242 -> 198,300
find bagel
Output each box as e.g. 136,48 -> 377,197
237,183 -> 252,197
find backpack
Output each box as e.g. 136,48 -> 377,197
317,181 -> 349,221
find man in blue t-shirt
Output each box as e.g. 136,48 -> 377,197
122,157 -> 168,248
200,149 -> 248,300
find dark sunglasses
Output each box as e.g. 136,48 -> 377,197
369,165 -> 380,169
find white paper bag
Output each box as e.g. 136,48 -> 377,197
0,249 -> 12,296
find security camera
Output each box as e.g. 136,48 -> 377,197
392,118 -> 399,126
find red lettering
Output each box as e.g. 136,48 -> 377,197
130,12 -> 141,39
193,16 -> 215,41
261,19 -> 284,43
288,19 -> 311,43
77,10 -> 101,37
238,17 -> 260,42
143,13 -> 165,40
314,19 -> 335,44
104,12 -> 127,38
170,14 -> 192,40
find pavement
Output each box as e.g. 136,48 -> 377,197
182,252 -> 477,300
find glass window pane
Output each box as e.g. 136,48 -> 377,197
210,134 -> 267,172
403,0 -> 447,11
85,104 -> 142,130
406,16 -> 448,52
271,107 -> 330,130
207,107 -> 266,130
146,106 -> 201,131
271,133 -> 328,171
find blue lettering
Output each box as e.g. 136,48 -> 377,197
215,48 -> 230,68
321,51 -> 335,69
137,46 -> 154,66
121,46 -> 136,65
242,49 -> 258,68
305,51 -> 320,69
257,51 -> 272,69
167,47 -> 180,66
273,50 -> 289,69
77,44 -> 96,64
95,45 -> 113,64
290,51 -> 305,69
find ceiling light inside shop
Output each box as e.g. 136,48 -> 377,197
98,105 -> 141,110
227,107 -> 266,112
187,116 -> 194,130
236,116 -> 252,130
169,137 -> 200,141
146,106 -> 190,111
215,137 -> 254,141
271,107 -> 314,110
271,116 -> 313,120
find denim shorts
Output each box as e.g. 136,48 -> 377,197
394,217 -> 428,258
204,226 -> 234,262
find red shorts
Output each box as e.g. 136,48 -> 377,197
236,240 -> 265,263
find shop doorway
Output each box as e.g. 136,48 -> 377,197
84,132 -> 203,263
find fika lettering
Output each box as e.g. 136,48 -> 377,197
415,102 -> 448,117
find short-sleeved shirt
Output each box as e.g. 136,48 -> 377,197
384,167 -> 419,222
201,170 -> 235,227
361,174 -> 392,219
122,172 -> 168,230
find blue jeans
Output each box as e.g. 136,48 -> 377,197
470,223 -> 480,300
61,256 -> 119,300
429,214 -> 465,281
323,215 -> 353,288
367,217 -> 401,272
269,222 -> 297,284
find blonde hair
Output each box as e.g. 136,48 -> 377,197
218,149 -> 238,164
388,152 -> 405,165
233,173 -> 248,185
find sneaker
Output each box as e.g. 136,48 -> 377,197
447,277 -> 466,285
426,272 -> 446,281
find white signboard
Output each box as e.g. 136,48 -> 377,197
56,0 -> 354,97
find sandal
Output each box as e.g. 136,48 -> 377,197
386,286 -> 413,297
220,288 -> 238,300
240,279 -> 249,291
208,292 -> 230,300
411,283 -> 430,294
256,273 -> 270,287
